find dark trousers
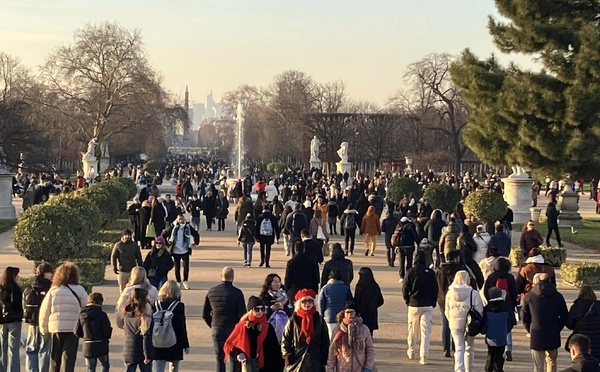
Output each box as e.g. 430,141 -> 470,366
259,242 -> 272,265
485,345 -> 506,372
51,332 -> 79,372
218,218 -> 225,231
86,354 -> 110,372
212,326 -> 234,372
329,223 -> 337,235
172,252 -> 190,282
344,228 -> 356,253
546,225 -> 561,245
206,214 -> 214,230
399,246 -> 414,279
386,245 -> 396,266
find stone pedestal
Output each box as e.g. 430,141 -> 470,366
310,159 -> 321,170
82,153 -> 97,180
99,157 -> 110,174
336,162 -> 352,178
557,188 -> 583,227
0,174 -> 16,219
502,175 -> 534,224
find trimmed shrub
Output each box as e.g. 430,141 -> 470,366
386,177 -> 423,204
76,187 -> 120,227
509,245 -> 567,267
143,160 -> 159,174
98,179 -> 129,214
464,189 -> 507,223
267,162 -> 287,176
561,262 -> 600,288
60,258 -> 106,285
46,193 -> 102,236
112,177 -> 138,199
423,184 -> 460,213
14,203 -> 93,267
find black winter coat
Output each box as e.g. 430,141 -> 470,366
151,203 -> 167,235
143,249 -> 174,279
381,214 -> 399,248
562,354 -> 600,372
227,323 -> 284,372
153,300 -> 189,361
284,253 -> 320,300
238,219 -> 257,244
203,282 -> 246,329
303,238 -> 323,265
0,282 -> 22,324
255,212 -> 280,245
424,212 -> 446,244
24,275 -> 51,325
320,247 -> 354,288
203,195 -> 217,218
483,259 -> 519,311
216,196 -> 229,219
403,263 -> 438,308
522,281 -> 568,351
566,299 -> 600,360
489,232 -> 512,257
281,312 -> 330,372
546,203 -> 560,228
75,305 -> 112,358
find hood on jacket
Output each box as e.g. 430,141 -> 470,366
493,257 -> 511,275
533,280 -> 557,298
243,219 -> 256,227
269,181 -> 275,186
431,209 -> 443,220
80,304 -> 104,321
331,246 -> 345,260
450,284 -> 473,302
344,208 -> 358,214
33,275 -> 52,291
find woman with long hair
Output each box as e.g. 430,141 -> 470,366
118,288 -> 153,372
446,270 -> 483,372
309,209 -> 330,255
139,199 -> 153,249
153,281 -> 189,372
360,206 -> 381,256
327,302 -> 375,372
224,296 -> 282,371
281,288 -> 330,371
143,236 -> 174,290
39,262 -> 88,372
0,266 -> 23,371
566,285 -> 600,359
280,205 -> 294,256
353,267 -> 384,336
116,267 -> 158,315
259,273 -> 293,319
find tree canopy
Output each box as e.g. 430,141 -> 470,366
450,0 -> 600,177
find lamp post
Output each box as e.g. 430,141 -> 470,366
405,156 -> 413,173
236,103 -> 244,179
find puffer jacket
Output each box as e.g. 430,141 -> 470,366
237,219 -> 257,243
445,284 -> 483,331
473,232 -> 491,264
75,304 -> 112,358
119,304 -> 154,364
318,279 -> 353,323
39,284 -> 87,334
116,284 -> 158,316
326,317 -> 375,372
439,222 -> 460,258
266,181 -> 279,202
567,299 -> 600,360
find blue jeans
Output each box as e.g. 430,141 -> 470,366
242,242 -> 254,265
0,322 -> 21,372
125,361 -> 152,372
212,326 -> 234,372
191,217 -> 201,231
153,359 -> 180,372
441,311 -> 451,352
26,324 -> 51,372
150,276 -> 167,291
86,354 -> 110,372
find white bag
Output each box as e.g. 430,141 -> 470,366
317,225 -> 326,240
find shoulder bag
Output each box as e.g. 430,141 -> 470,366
565,302 -> 595,352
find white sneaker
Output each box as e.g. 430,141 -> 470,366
419,357 -> 427,365
406,350 -> 414,360
182,281 -> 189,290
177,282 -> 182,288
399,278 -> 404,284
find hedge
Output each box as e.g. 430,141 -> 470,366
561,262 -> 600,288
111,177 -> 138,199
18,276 -> 93,293
509,245 -> 567,268
386,177 -> 423,204
75,186 -> 120,227
464,189 -> 507,223
46,193 -> 102,236
423,183 -> 460,213
60,258 -> 106,285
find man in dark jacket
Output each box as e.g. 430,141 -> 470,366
546,200 -> 563,247
111,229 -> 143,292
381,210 -> 399,267
489,224 -> 512,257
284,241 -> 320,300
186,193 -> 203,231
563,334 -> 600,372
284,203 -> 308,242
75,293 -> 112,371
203,267 -> 246,372
255,208 -> 280,268
522,274 -> 568,372
398,217 -> 419,282
403,251 -> 438,363
320,243 -> 354,288
163,194 -> 177,225
301,230 -> 323,265
424,209 -> 446,268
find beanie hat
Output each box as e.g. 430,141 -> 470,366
488,287 -> 504,302
344,301 -> 360,314
154,236 -> 166,244
122,229 -> 133,236
295,288 -> 316,302
247,296 -> 265,311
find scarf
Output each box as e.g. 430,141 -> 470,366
224,314 -> 269,368
296,306 -> 317,343
268,288 -> 288,305
331,317 -> 362,353
526,254 -> 545,264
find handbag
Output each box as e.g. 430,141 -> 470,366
465,289 -> 485,337
322,242 -> 330,257
145,219 -> 156,237
565,303 -> 595,351
316,225 -> 326,240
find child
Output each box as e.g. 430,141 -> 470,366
76,293 -> 112,372
483,287 -> 514,372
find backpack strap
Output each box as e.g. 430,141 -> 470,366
155,300 -> 162,311
167,300 -> 179,312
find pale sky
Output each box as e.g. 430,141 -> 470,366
0,0 -> 533,106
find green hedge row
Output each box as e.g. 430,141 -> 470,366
509,245 -> 567,268
561,262 -> 600,288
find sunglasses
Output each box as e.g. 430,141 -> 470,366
301,299 -> 314,304
252,306 -> 265,312
344,309 -> 356,314
528,224 -> 535,227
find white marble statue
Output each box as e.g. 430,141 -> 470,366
509,165 -> 529,178
85,138 -> 98,156
337,142 -> 349,163
310,136 -> 320,161
101,142 -> 110,158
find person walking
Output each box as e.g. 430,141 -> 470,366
75,293 -> 112,372
482,287 -> 514,372
203,189 -> 218,231
360,206 -> 381,256
545,200 -> 563,247
186,194 -> 203,231
445,270 -> 484,372
319,269 -> 354,338
284,241 -> 320,301
39,262 -> 88,372
111,229 -> 143,292
520,220 -> 544,258
169,214 -> 196,289
517,248 -> 556,303
424,209 -> 447,268
285,203 -> 309,243
0,266 -> 23,372
256,207 -> 280,268
309,209 -> 330,257
320,243 -> 354,288
396,217 -> 420,284
522,273 -> 568,372
473,225 -> 491,265
237,213 -> 257,267
381,208 -> 399,267
403,251 -> 438,365
340,203 -> 359,255
563,334 -> 600,372
143,236 -> 174,290
327,302 -> 375,372
118,288 -> 153,372
281,289 -> 330,371
439,217 -> 460,261
115,267 -> 159,316
216,190 -> 229,232
153,281 -> 190,372
203,267 -> 246,372
488,224 -> 511,258
352,267 -> 384,338
23,263 -> 54,372
566,285 -> 600,360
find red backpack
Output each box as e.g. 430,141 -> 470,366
495,277 -> 510,299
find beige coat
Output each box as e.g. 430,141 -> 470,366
39,284 -> 87,334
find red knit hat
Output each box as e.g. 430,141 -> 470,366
295,288 -> 316,301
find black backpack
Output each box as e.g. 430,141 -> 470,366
391,222 -> 406,247
23,285 -> 44,324
465,289 -> 485,336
